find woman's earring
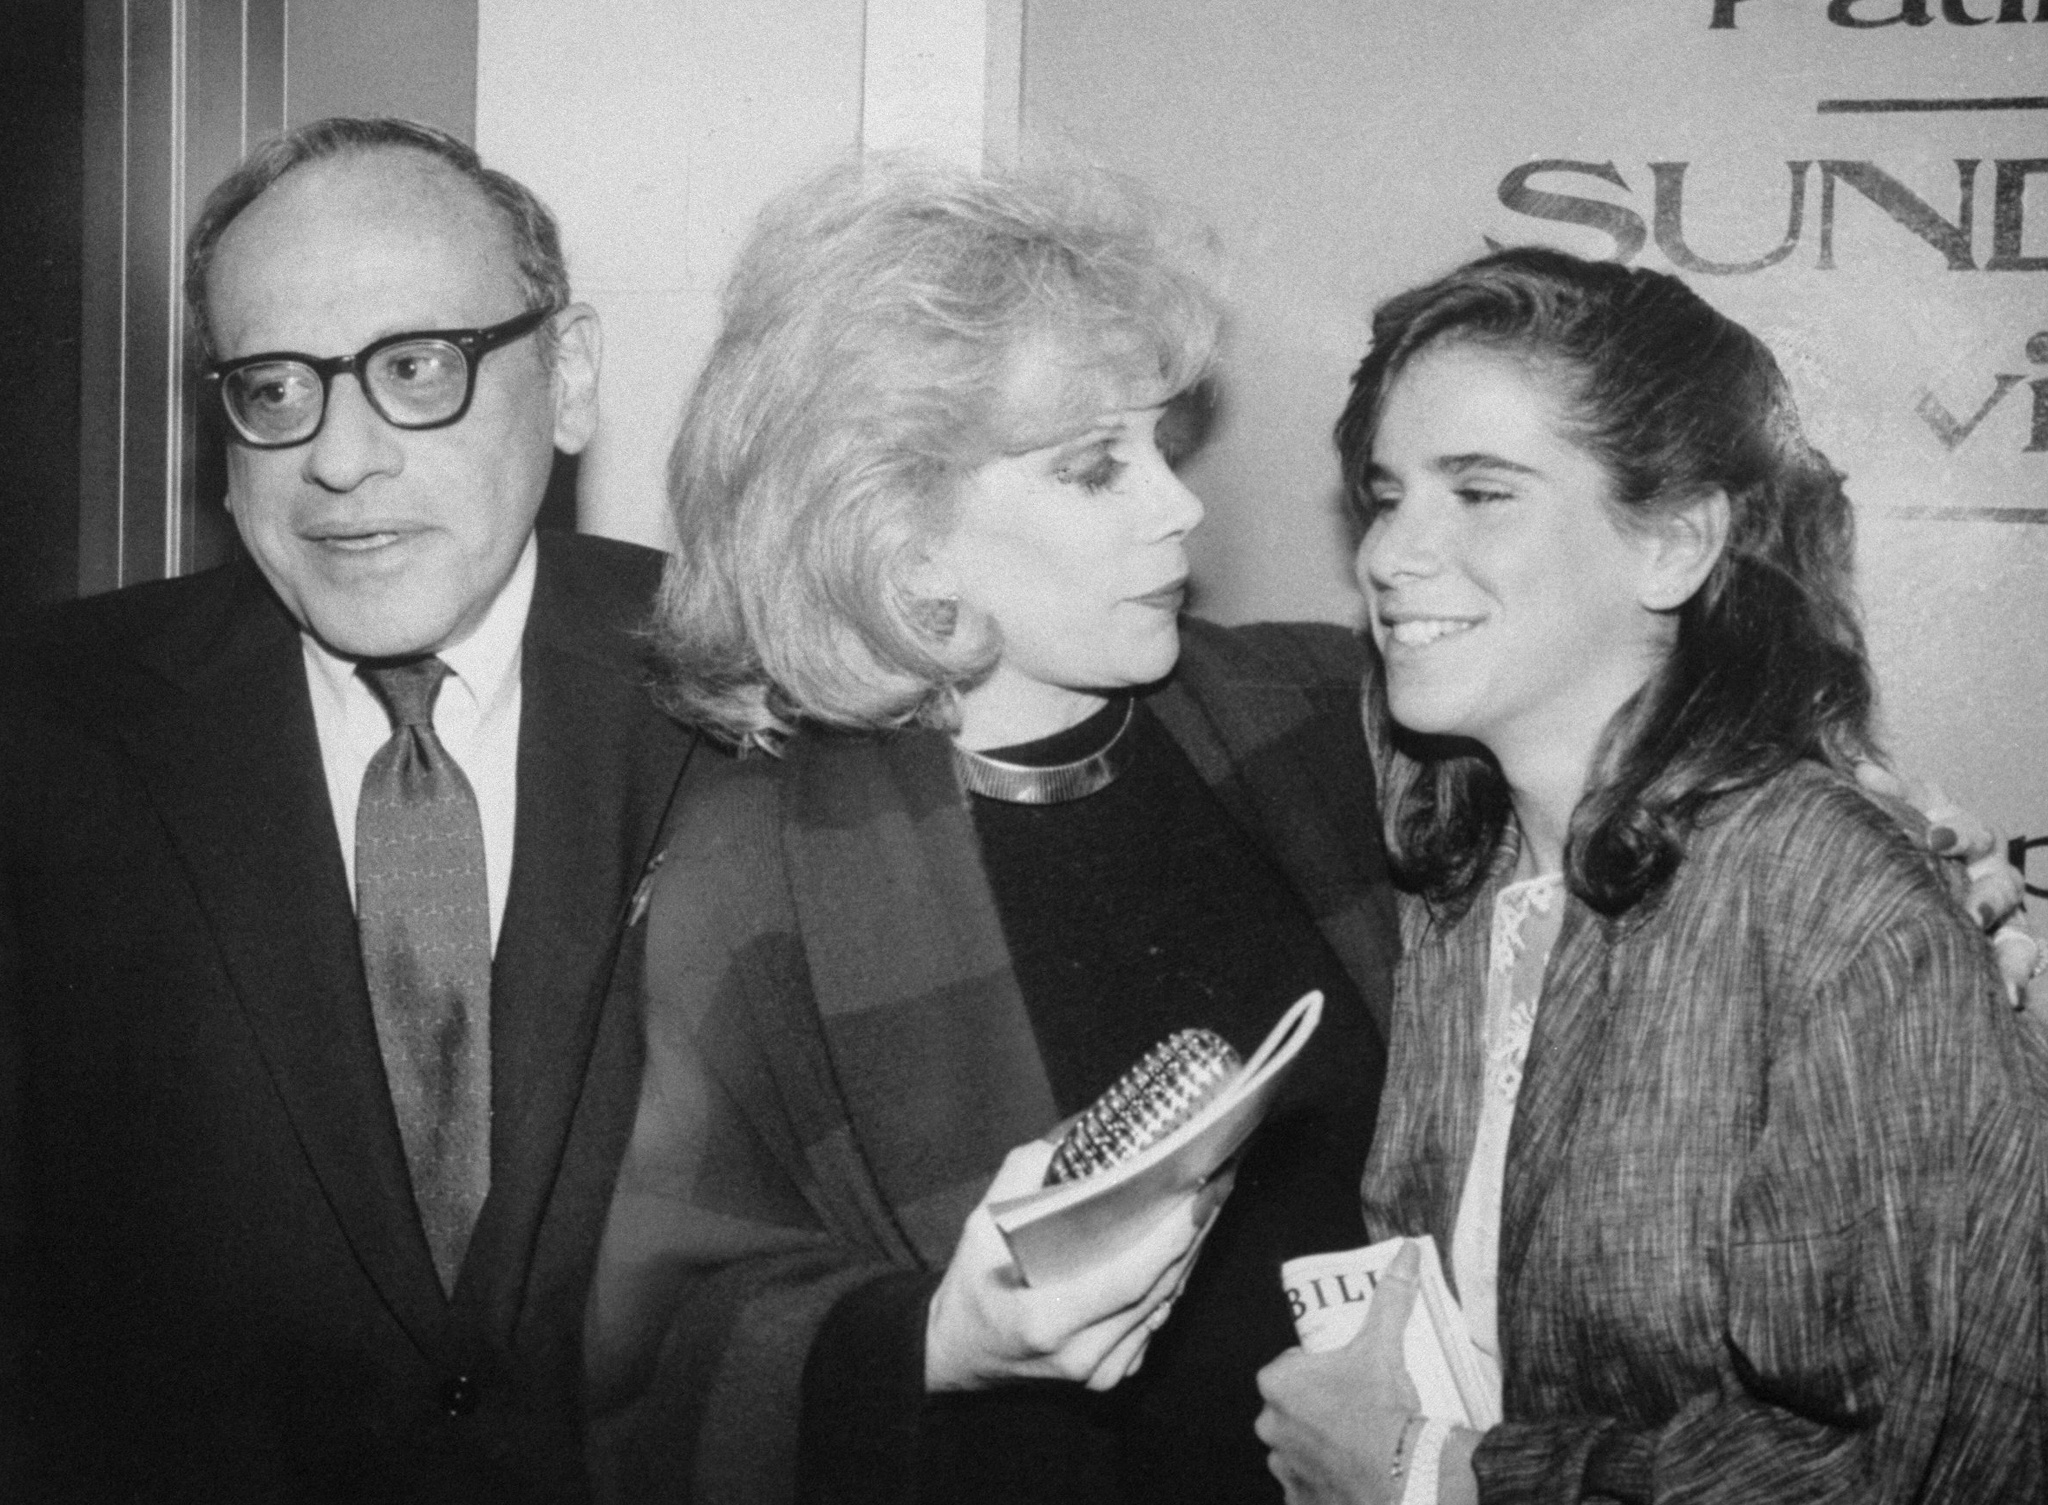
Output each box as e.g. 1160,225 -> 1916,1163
914,594 -> 961,637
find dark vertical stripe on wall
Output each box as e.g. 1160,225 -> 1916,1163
284,0 -> 478,141
0,0 -> 86,615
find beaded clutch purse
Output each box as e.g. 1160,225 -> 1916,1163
993,991 -> 1322,1285
1045,1029 -> 1244,1185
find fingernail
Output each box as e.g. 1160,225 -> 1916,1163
1929,826 -> 1957,853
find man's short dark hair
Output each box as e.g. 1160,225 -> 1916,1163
184,116 -> 570,360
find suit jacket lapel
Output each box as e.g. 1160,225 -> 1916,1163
117,564 -> 455,1355
463,548 -> 691,1331
784,731 -> 1058,1266
1400,900 -> 1489,1267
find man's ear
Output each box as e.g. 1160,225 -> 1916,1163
548,303 -> 601,454
1637,487 -> 1729,612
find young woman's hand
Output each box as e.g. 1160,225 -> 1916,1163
924,1138 -> 1220,1393
1255,1240 -> 1429,1504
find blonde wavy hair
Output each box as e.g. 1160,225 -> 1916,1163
649,153 -> 1222,751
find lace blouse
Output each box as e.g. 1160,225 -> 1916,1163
1449,871 -> 1564,1368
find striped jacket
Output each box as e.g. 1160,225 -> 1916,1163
584,619 -> 1398,1504
1363,761 -> 2048,1503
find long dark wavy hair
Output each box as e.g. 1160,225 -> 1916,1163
1337,247 -> 1876,916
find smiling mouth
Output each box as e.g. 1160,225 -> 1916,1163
1385,618 -> 1476,647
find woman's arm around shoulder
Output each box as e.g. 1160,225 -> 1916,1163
1177,615 -> 1369,697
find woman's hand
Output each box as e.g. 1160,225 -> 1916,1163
1255,1240 -> 1426,1505
1855,762 -> 2043,1007
924,1138 -> 1219,1393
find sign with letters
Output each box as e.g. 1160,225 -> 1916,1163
1452,0 -> 2047,850
1036,0 -> 2046,845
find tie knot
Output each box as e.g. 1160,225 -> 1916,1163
360,656 -> 453,730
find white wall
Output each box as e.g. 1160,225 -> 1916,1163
475,0 -> 1020,550
476,0 -> 864,548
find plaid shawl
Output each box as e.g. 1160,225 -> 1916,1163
1363,762 -> 2048,1504
585,619 -> 1396,1504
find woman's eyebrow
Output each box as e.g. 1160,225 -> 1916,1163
1000,428 -> 1098,460
1004,417 -> 1121,460
1058,420 -> 1124,452
1367,451 -> 1544,483
1001,402 -> 1167,459
1436,451 -> 1543,478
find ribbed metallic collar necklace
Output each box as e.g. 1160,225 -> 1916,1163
951,698 -> 1137,805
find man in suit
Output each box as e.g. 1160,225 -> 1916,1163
0,118 -> 693,1501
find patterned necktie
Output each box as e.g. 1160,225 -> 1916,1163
356,657 -> 492,1296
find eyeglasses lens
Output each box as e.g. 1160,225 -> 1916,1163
221,340 -> 472,444
223,362 -> 325,445
365,340 -> 470,424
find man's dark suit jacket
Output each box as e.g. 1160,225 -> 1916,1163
0,531 -> 695,1502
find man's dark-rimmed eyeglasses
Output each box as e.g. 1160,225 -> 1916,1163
205,305 -> 558,449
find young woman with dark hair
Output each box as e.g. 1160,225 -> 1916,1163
1256,247 -> 2045,1505
1336,248 -> 1874,917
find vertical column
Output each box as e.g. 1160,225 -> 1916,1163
862,0 -> 1024,168
983,0 -> 1024,169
